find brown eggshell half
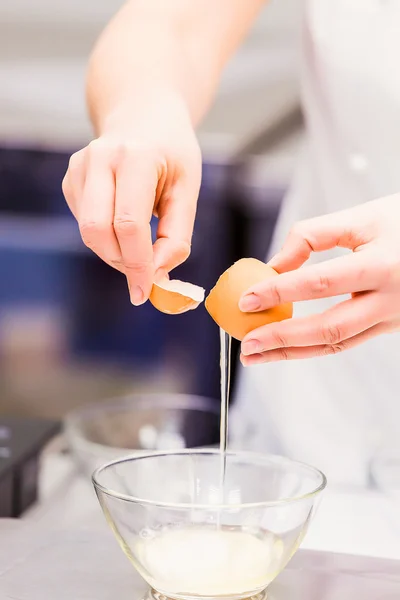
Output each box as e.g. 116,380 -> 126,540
205,258 -> 293,340
149,279 -> 205,315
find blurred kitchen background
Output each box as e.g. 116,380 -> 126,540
2,2 -> 400,560
0,0 -> 303,421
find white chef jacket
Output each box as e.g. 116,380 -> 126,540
232,0 -> 400,487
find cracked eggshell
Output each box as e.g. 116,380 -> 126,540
205,258 -> 293,341
149,278 -> 205,315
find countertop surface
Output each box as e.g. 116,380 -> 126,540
1,518 -> 400,600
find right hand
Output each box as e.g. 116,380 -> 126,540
62,90 -> 202,305
240,195 -> 400,364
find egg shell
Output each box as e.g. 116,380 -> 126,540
149,279 -> 205,315
205,258 -> 293,341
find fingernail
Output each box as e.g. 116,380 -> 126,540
241,352 -> 265,367
241,339 -> 261,356
239,293 -> 261,312
240,354 -> 249,367
130,285 -> 145,306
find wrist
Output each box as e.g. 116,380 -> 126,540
97,85 -> 193,137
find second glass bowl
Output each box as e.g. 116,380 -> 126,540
64,394 -> 220,475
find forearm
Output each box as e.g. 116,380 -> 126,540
87,0 -> 266,133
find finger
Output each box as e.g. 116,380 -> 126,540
240,250 -> 383,312
62,149 -> 87,219
114,153 -> 157,305
241,292 -> 382,355
78,143 -> 124,274
69,149 -> 87,198
268,210 -> 367,274
240,322 -> 391,366
62,172 -> 76,218
153,170 -> 200,279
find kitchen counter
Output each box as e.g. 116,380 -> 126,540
1,517 -> 400,599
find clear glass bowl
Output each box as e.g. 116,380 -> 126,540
64,394 -> 220,476
93,449 -> 326,600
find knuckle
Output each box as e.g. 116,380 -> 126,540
289,221 -> 316,255
124,142 -> 147,157
61,174 -> 69,196
278,347 -> 290,361
88,139 -> 101,152
269,282 -> 283,306
110,259 -> 125,273
308,274 -> 331,295
79,220 -> 109,248
88,140 -> 137,164
114,142 -> 153,163
340,227 -> 362,249
88,138 -> 110,158
321,323 -> 343,345
68,151 -> 83,173
80,219 -> 107,236
270,329 -> 288,348
80,236 -> 96,251
113,142 -> 133,162
113,217 -> 142,236
124,260 -> 152,274
325,342 -> 346,356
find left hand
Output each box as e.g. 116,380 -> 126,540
62,90 -> 201,306
239,195 -> 400,365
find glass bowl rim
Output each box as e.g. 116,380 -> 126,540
92,448 -> 327,510
65,393 -> 220,427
